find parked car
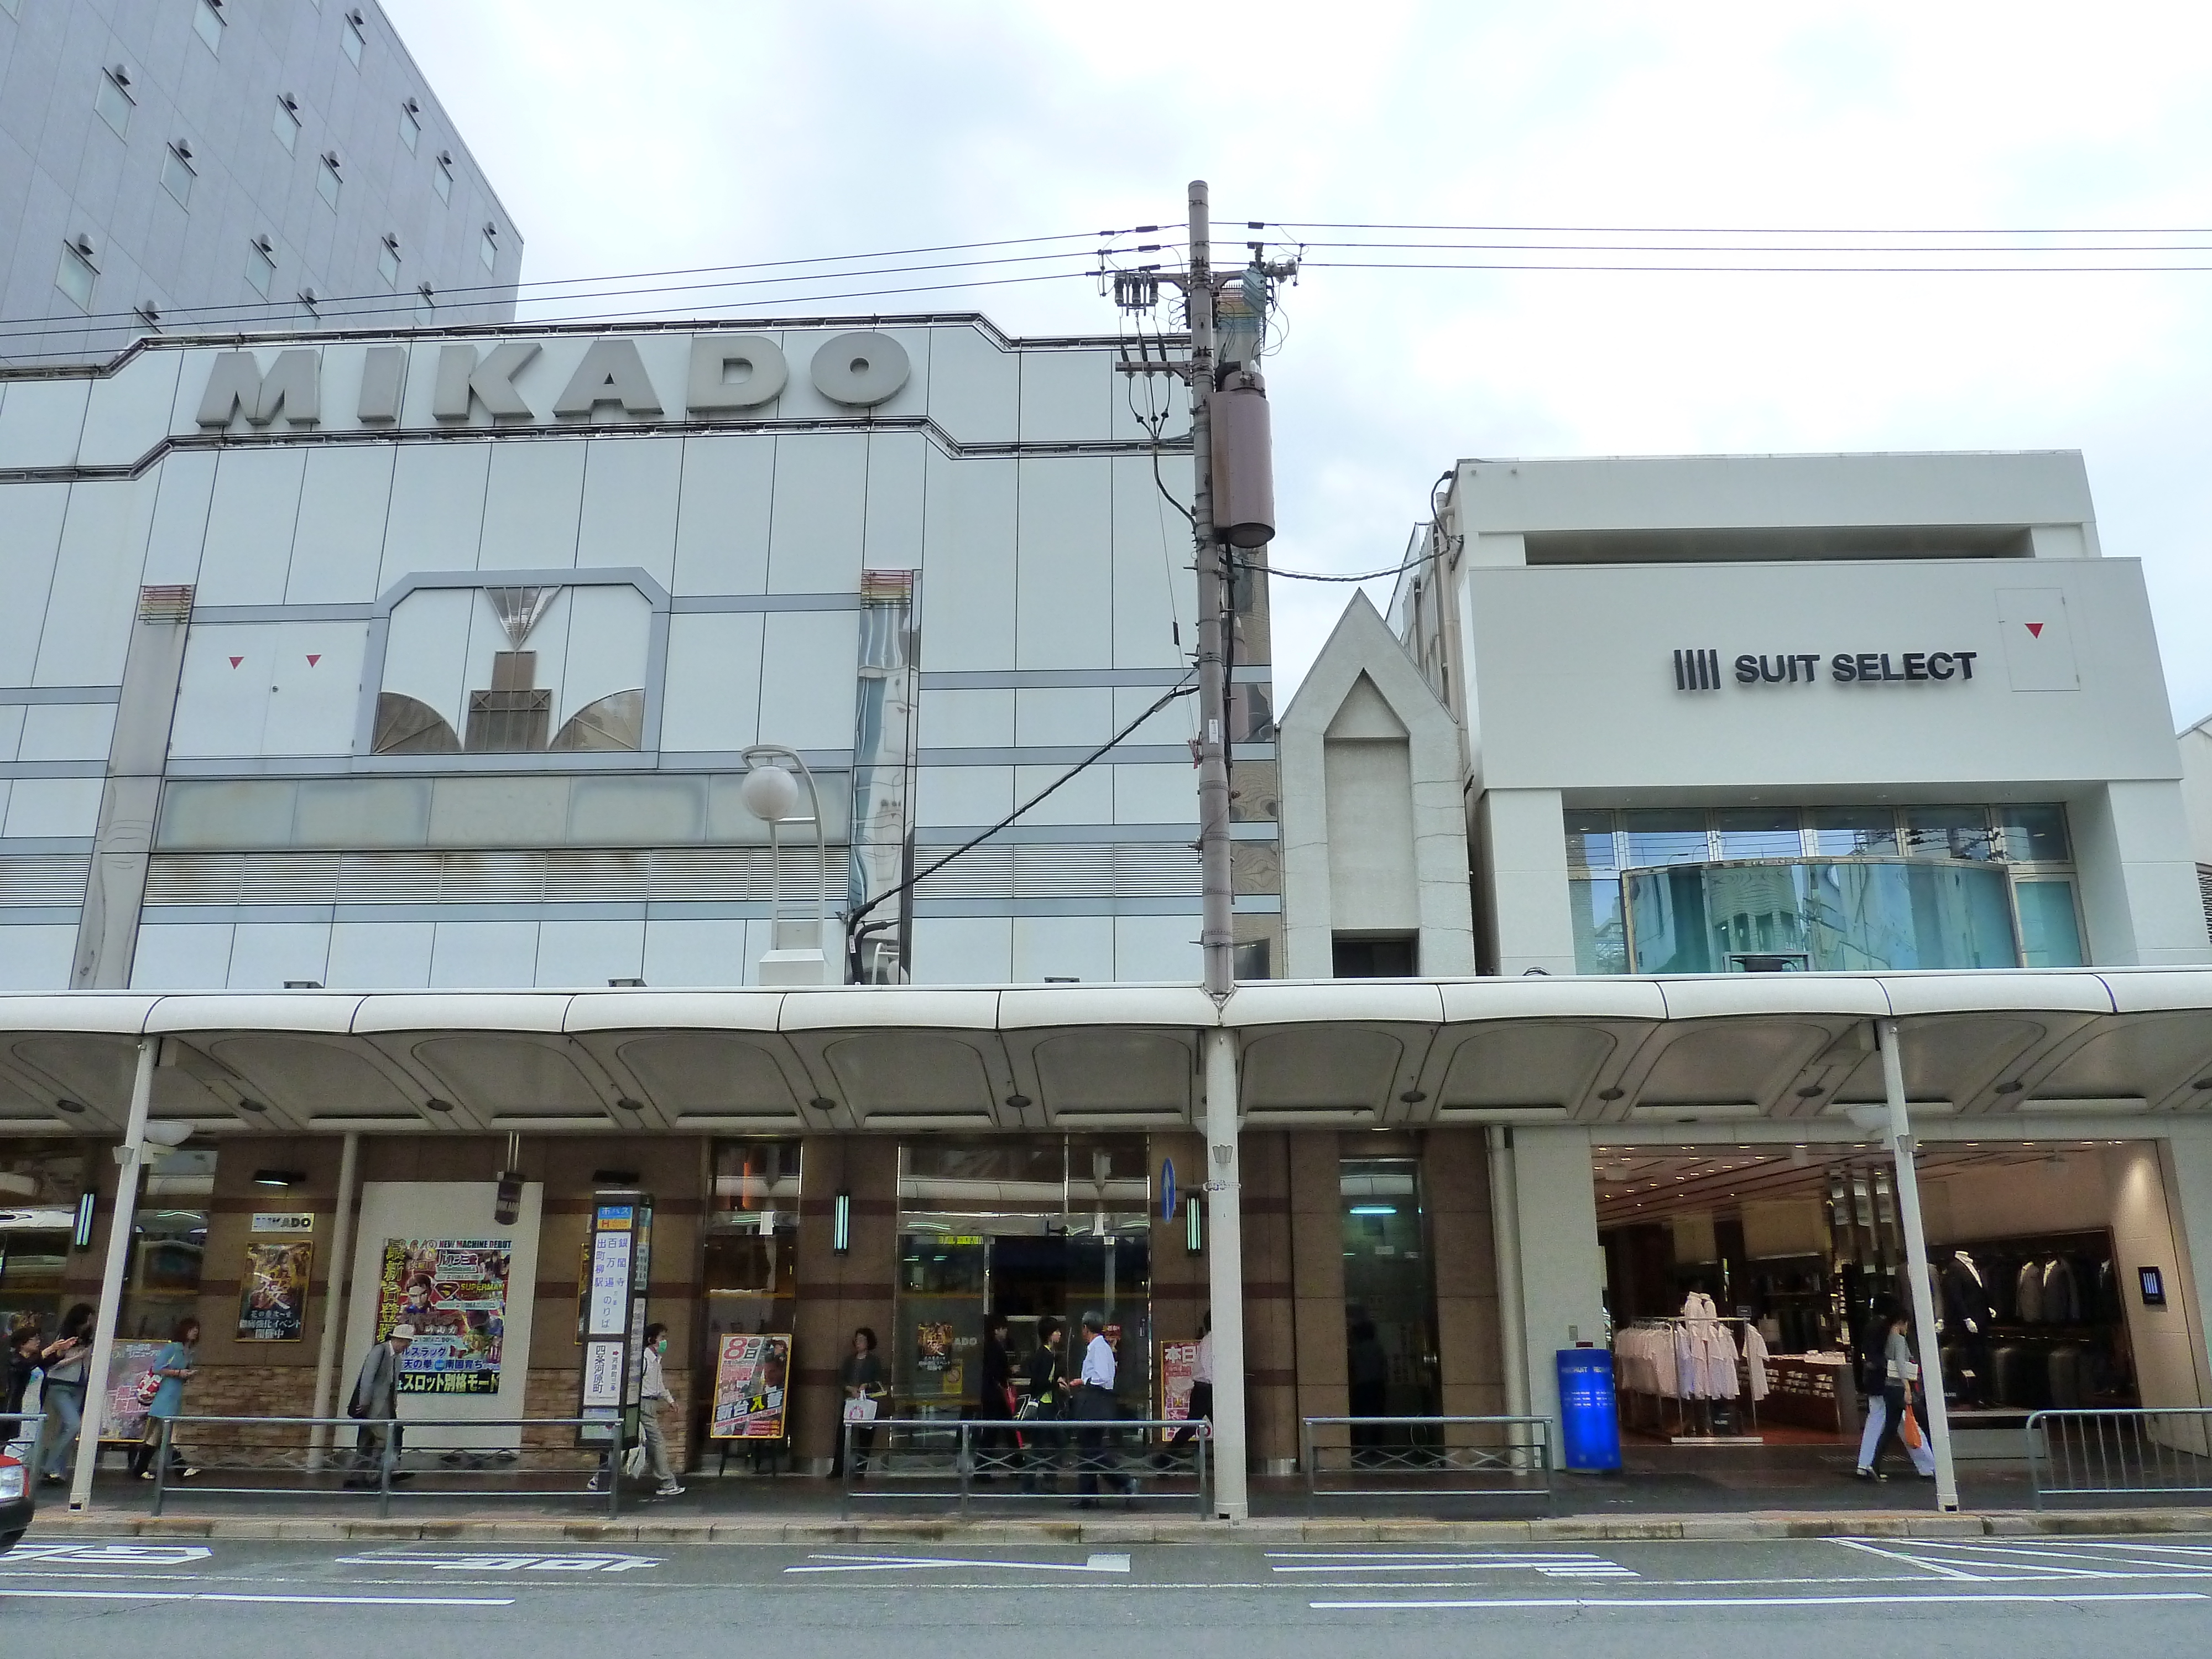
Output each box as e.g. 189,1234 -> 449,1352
0,1453 -> 33,1552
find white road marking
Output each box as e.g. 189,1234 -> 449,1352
786,1552 -> 1134,1575
0,1587 -> 512,1606
1266,1550 -> 1637,1580
2,1543 -> 211,1566
1835,1536 -> 2212,1582
332,1551 -> 661,1573
1311,1590 -> 2211,1611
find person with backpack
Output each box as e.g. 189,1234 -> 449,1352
343,1324 -> 414,1489
129,1317 -> 201,1481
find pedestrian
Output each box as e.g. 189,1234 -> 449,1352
1158,1311 -> 1214,1468
1072,1311 -> 1130,1507
34,1303 -> 93,1486
343,1323 -> 413,1489
129,1316 -> 201,1481
1020,1316 -> 1066,1494
1853,1301 -> 1934,1481
3,1326 -> 42,1459
834,1326 -> 886,1479
975,1313 -> 1015,1480
636,1321 -> 684,1498
1857,1309 -> 1918,1481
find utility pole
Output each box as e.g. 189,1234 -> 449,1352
1188,180 -> 1232,1001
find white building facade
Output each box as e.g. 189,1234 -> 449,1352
0,316 -> 1272,994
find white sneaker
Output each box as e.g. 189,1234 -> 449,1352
656,1481 -> 686,1497
586,1473 -> 604,1493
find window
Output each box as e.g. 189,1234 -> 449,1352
1333,933 -> 1417,977
55,241 -> 97,311
342,8 -> 365,65
160,143 -> 195,207
246,238 -> 275,297
2016,879 -> 2085,968
399,98 -> 421,152
377,234 -> 400,288
96,68 -> 133,137
317,152 -> 341,209
1903,805 -> 1994,861
193,0 -> 224,54
1712,806 -> 1801,860
434,150 -> 453,202
274,95 -> 301,153
1621,809 -> 1709,868
479,225 -> 498,271
1807,807 -> 1897,857
413,283 -> 435,325
2001,804 -> 2072,864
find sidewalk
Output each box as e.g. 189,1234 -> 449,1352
19,1456 -> 2212,1546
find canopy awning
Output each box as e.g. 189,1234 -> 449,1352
2,968 -> 2209,1139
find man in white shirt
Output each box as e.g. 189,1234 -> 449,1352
1073,1311 -> 1130,1504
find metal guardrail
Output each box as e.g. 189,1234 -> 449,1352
841,1416 -> 1211,1518
2026,1407 -> 2212,1508
2,1412 -> 45,1458
1301,1415 -> 1554,1516
148,1415 -> 620,1520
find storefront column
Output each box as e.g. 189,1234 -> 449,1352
69,1036 -> 156,1512
1879,1017 -> 1959,1512
1203,1026 -> 1250,1520
1485,1126 -> 1530,1425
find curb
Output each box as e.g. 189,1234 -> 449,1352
22,1507 -> 2212,1546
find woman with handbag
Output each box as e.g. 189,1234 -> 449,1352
1020,1318 -> 1066,1495
129,1317 -> 201,1481
834,1327 -> 885,1479
35,1303 -> 93,1486
975,1314 -> 1016,1480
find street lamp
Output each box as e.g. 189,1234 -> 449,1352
739,744 -> 831,985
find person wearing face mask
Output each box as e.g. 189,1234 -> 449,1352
638,1321 -> 685,1498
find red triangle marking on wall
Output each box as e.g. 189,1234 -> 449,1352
228,655 -> 244,667
306,654 -> 321,666
2025,622 -> 2045,638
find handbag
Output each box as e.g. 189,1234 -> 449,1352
1900,1401 -> 1923,1449
622,1441 -> 649,1478
843,1396 -> 879,1424
133,1369 -> 165,1407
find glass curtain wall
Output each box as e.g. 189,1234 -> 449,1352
894,1136 -> 1152,1419
123,1147 -> 213,1340
702,1142 -> 801,1348
1568,804 -> 2084,974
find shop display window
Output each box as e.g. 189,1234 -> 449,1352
703,1141 -> 800,1345
0,1141 -> 89,1340
123,1146 -> 213,1341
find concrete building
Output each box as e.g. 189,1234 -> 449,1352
0,0 -> 519,366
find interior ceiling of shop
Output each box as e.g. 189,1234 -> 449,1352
2,973 -> 2212,1138
1591,1140 -> 2120,1228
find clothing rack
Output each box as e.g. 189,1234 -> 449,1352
1613,1316 -> 1765,1438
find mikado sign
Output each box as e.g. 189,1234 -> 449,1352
194,330 -> 910,431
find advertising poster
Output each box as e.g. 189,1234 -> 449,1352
709,1332 -> 792,1439
236,1240 -> 312,1342
1160,1340 -> 1199,1431
377,1238 -> 512,1395
100,1340 -> 168,1443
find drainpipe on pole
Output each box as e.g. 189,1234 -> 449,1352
306,1131 -> 361,1470
1202,1025 -> 1249,1520
70,1036 -> 158,1512
1486,1126 -> 1530,1427
1877,1016 -> 1960,1511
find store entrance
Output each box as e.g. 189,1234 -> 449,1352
1593,1138 -> 2166,1486
893,1136 -> 1154,1419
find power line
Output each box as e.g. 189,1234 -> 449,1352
1260,220 -> 2212,234
1303,260 -> 2212,275
1296,238 -> 2212,254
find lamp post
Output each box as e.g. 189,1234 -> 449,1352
739,744 -> 831,985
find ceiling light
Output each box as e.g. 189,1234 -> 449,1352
54,1098 -> 86,1115
424,1098 -> 454,1114
251,1169 -> 304,1188
238,1099 -> 268,1113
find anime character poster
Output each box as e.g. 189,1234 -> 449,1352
236,1241 -> 312,1341
377,1238 -> 512,1395
709,1333 -> 792,1439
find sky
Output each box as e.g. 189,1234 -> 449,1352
382,0 -> 2212,725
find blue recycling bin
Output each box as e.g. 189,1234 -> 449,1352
1556,1348 -> 1622,1471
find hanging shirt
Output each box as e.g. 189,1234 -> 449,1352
1192,1333 -> 1214,1385
1743,1325 -> 1771,1401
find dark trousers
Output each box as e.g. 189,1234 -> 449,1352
835,1420 -> 877,1476
1167,1381 -> 1214,1449
347,1420 -> 401,1484
1868,1386 -> 1908,1474
128,1421 -> 184,1478
1073,1385 -> 1128,1496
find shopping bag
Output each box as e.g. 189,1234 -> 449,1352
1900,1402 -> 1923,1449
843,1397 -> 879,1424
622,1441 -> 649,1479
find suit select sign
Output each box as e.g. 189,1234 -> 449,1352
1672,592 -> 2078,695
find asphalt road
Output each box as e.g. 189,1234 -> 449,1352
4,1533 -> 2210,1655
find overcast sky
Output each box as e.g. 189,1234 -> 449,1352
382,1 -> 2212,725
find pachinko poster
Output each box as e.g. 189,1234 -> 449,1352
709,1333 -> 792,1439
378,1238 -> 512,1395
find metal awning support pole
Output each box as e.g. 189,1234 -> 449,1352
306,1130 -> 361,1472
1486,1127 -> 1530,1448
70,1035 -> 158,1512
1203,1025 -> 1249,1520
1877,1016 -> 1960,1511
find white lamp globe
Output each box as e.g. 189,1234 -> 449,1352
738,763 -> 801,824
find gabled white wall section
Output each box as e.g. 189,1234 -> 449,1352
1279,593 -> 1474,977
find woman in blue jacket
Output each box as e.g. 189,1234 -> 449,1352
128,1317 -> 202,1481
